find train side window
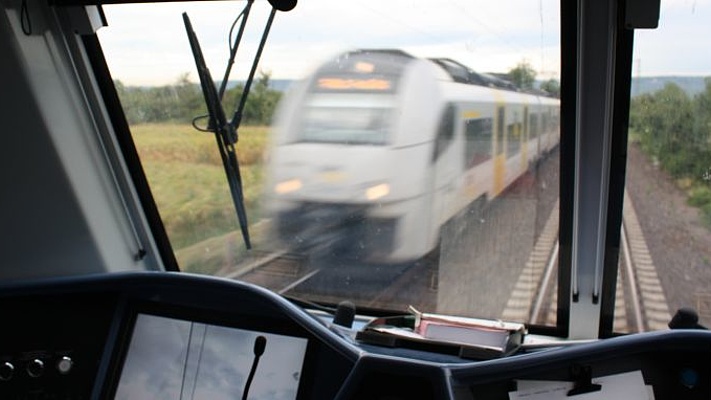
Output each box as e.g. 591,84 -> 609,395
507,120 -> 521,158
530,113 -> 539,138
496,106 -> 505,156
464,118 -> 493,168
551,108 -> 560,133
542,112 -> 549,136
432,104 -> 456,161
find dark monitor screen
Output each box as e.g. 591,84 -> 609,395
114,313 -> 308,400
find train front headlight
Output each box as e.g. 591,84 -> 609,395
365,183 -> 390,201
275,178 -> 302,194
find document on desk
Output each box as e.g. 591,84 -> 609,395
509,370 -> 653,400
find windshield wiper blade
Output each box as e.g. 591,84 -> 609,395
182,12 -> 251,249
182,1 -> 296,250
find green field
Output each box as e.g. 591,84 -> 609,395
130,123 -> 271,274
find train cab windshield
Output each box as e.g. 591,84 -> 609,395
94,0 -> 568,327
2,0 -> 711,398
59,0 -> 711,333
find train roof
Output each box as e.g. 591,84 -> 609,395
315,50 -> 557,97
429,58 -> 559,98
428,58 -> 519,91
312,49 -> 417,79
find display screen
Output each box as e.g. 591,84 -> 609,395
114,314 -> 308,400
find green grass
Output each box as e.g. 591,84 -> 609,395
132,123 -> 269,166
130,123 -> 271,271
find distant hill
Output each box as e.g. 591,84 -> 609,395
269,79 -> 296,92
631,76 -> 709,97
224,79 -> 294,93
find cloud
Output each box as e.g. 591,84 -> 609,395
634,0 -> 711,76
97,0 -> 708,86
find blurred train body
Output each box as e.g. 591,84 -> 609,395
265,50 -> 560,264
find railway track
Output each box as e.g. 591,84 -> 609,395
619,190 -> 671,331
219,186 -> 671,335
220,248 -> 321,294
502,190 -> 672,333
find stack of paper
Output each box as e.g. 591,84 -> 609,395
410,306 -> 526,351
355,306 -> 527,359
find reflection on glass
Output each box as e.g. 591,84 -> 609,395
98,0 -> 561,326
115,314 -> 307,400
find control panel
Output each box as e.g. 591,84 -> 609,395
0,272 -> 710,400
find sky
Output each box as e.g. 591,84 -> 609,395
633,0 -> 711,77
96,0 -> 710,87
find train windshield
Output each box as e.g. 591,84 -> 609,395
95,0 -> 711,337
299,103 -> 393,145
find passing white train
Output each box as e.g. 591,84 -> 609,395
265,49 -> 560,264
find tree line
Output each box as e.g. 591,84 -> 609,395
508,60 -> 560,97
114,71 -> 282,126
114,62 -> 557,128
629,79 -> 711,224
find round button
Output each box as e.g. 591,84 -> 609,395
0,362 -> 14,381
26,359 -> 44,378
56,356 -> 73,375
680,368 -> 698,389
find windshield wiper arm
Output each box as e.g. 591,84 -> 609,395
182,12 -> 251,248
182,0 -> 296,250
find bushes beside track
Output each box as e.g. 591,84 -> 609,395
629,79 -> 711,226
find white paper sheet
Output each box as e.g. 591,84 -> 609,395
509,370 -> 653,400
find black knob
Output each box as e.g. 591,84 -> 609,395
26,359 -> 44,378
333,300 -> 356,328
669,307 -> 708,330
0,362 -> 14,381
